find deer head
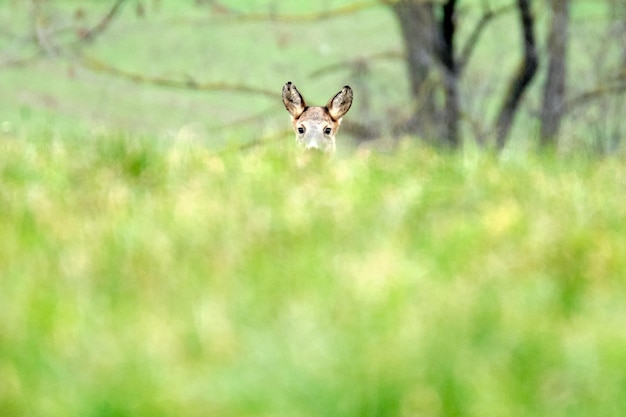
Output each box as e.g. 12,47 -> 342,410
282,82 -> 353,154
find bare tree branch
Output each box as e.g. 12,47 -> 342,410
77,0 -> 128,44
208,1 -> 378,22
494,0 -> 539,149
565,83 -> 626,111
0,53 -> 42,68
3,0 -> 128,66
540,0 -> 569,147
78,55 -> 277,98
308,51 -> 403,78
458,4 -> 515,71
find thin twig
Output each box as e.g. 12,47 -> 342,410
308,51 -> 403,78
0,53 -> 42,68
77,0 -> 128,44
566,83 -> 626,111
209,0 -> 379,23
78,54 -> 277,98
458,3 -> 515,71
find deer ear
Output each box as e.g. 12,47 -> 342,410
327,86 -> 353,121
282,82 -> 306,119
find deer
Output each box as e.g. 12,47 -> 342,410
282,82 -> 353,155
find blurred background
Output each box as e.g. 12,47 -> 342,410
1,0 -> 624,153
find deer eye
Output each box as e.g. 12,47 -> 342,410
297,126 -> 305,134
324,127 -> 332,135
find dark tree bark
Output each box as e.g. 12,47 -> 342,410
386,0 -> 540,149
495,0 -> 539,149
438,0 -> 460,147
389,1 -> 439,139
540,0 -> 570,147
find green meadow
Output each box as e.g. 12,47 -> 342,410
2,135 -> 626,416
2,1 -> 626,416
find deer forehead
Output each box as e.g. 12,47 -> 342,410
295,107 -> 334,123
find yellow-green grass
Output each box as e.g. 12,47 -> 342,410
1,132 -> 625,416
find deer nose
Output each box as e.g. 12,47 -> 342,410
305,146 -> 325,155
305,139 -> 323,151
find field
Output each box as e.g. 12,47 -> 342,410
2,1 -> 626,416
2,134 -> 626,416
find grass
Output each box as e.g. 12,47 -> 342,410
2,132 -> 626,416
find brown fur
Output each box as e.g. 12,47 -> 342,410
282,82 -> 353,154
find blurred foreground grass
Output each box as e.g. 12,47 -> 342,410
1,132 -> 626,417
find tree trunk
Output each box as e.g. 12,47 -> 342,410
540,0 -> 570,147
439,0 -> 460,147
495,0 -> 539,149
389,1 -> 440,139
